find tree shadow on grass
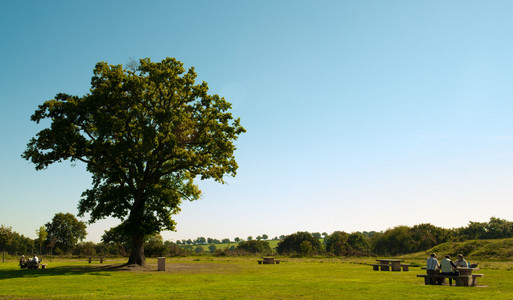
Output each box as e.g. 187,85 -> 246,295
0,263 -> 153,280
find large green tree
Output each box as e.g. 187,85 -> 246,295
23,57 -> 245,265
45,213 -> 87,254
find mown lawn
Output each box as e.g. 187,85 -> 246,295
0,257 -> 512,299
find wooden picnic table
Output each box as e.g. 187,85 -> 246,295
376,259 -> 404,271
257,257 -> 281,264
419,267 -> 483,286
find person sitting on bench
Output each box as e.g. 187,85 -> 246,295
440,255 -> 459,286
426,253 -> 442,284
454,254 -> 468,268
19,255 -> 26,268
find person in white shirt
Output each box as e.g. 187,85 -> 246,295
454,254 -> 468,267
32,255 -> 39,263
440,255 -> 459,286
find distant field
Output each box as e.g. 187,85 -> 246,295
185,239 -> 282,252
1,257 -> 513,299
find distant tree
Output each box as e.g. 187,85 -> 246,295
455,217 -> 513,241
325,231 -> 350,256
236,240 -> 272,254
276,232 -> 323,255
347,232 -> 371,255
300,240 -> 313,256
256,236 -> 262,241
194,246 -> 204,253
186,239 -> 193,245
208,244 -> 217,253
145,235 -> 166,257
262,234 -> 268,240
36,226 -> 48,255
7,232 -> 33,256
279,235 -> 286,240
176,240 -> 182,245
234,237 -> 240,243
102,225 -> 130,256
207,238 -> 214,244
311,232 -> 322,239
23,57 -> 245,265
165,241 -> 186,257
0,225 -> 13,262
409,223 -> 452,252
45,213 -> 87,254
247,236 -> 253,241
73,241 -> 97,256
222,238 -> 230,243
322,232 -> 328,238
371,226 -> 412,256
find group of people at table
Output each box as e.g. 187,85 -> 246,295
426,253 -> 474,285
19,255 -> 41,268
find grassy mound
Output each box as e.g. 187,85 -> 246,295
403,238 -> 513,260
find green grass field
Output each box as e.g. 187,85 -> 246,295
1,257 -> 513,299
187,239 -> 282,252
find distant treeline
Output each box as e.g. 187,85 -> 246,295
1,217 -> 512,258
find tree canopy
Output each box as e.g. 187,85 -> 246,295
23,57 -> 245,265
45,213 -> 87,254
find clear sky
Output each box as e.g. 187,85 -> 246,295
1,0 -> 513,243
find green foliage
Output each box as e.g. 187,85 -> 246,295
23,57 -> 245,265
145,235 -> 166,257
72,241 -> 97,257
35,226 -> 47,255
371,223 -> 452,256
454,217 -> 513,240
0,225 -> 13,250
325,231 -> 350,255
347,232 -> 371,254
45,213 -> 87,254
236,240 -> 272,254
276,232 -> 323,255
101,225 -> 129,256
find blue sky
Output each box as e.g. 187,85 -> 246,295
1,0 -> 513,243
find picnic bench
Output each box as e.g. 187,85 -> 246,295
257,257 -> 281,264
372,259 -> 409,271
372,263 -> 411,271
417,273 -> 484,286
20,259 -> 44,269
88,257 -> 105,263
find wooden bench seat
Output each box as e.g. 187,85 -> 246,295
88,258 -> 104,263
400,264 -> 411,271
371,264 -> 390,271
417,274 -> 484,286
257,259 -> 281,265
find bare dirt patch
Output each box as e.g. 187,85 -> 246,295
103,262 -> 241,274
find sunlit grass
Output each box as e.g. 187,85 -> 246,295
0,257 -> 512,299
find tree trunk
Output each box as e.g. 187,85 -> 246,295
128,234 -> 145,266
